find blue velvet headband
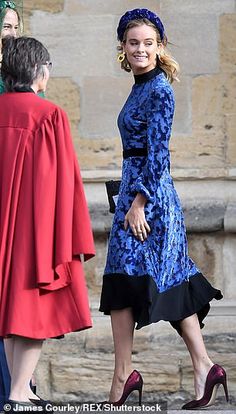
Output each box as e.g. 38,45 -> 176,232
117,8 -> 165,42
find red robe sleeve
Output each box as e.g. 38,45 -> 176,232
33,107 -> 95,291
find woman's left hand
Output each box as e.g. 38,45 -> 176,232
124,193 -> 151,242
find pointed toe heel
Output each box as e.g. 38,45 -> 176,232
182,364 -> 229,410
107,370 -> 143,407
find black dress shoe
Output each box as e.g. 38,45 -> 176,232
29,398 -> 52,408
29,379 -> 37,395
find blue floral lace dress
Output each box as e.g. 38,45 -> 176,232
99,67 -> 222,333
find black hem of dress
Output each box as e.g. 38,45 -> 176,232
99,272 -> 223,335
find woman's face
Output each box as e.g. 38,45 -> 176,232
1,9 -> 19,39
123,24 -> 162,75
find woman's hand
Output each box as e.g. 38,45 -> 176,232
124,193 -> 151,241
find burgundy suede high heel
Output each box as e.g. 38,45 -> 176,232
182,364 -> 229,410
104,370 -> 143,406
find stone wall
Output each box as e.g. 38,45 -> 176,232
26,0 -> 236,178
24,0 -> 236,408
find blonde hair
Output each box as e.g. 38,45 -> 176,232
118,18 -> 180,83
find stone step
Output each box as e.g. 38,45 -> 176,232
35,305 -> 236,408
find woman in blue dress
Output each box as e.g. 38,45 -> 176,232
99,9 -> 228,410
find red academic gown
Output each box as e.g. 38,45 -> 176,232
0,92 -> 95,339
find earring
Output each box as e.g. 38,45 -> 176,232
117,51 -> 125,63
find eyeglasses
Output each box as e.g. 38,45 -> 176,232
43,61 -> 53,71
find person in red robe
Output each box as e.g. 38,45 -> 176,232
0,36 -> 95,407
0,2 -> 23,407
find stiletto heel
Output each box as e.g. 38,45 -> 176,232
182,364 -> 229,409
223,380 -> 229,402
138,383 -> 143,405
222,374 -> 229,402
104,370 -> 143,407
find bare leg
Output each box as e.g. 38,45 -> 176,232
8,336 -> 43,402
109,308 -> 135,402
4,337 -> 14,377
180,314 -> 213,399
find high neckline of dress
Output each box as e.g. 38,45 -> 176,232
134,66 -> 163,84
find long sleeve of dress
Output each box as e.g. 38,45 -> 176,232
131,84 -> 175,202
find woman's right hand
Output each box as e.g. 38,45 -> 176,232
124,193 -> 151,242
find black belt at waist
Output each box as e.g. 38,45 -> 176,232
123,148 -> 148,159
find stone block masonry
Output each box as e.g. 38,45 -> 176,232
22,0 -> 236,408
